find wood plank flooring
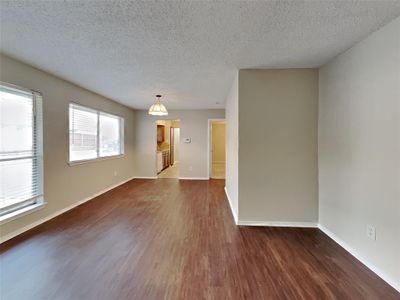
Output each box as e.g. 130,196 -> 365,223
0,179 -> 398,300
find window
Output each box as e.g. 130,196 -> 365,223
69,103 -> 124,162
0,83 -> 44,219
99,112 -> 122,157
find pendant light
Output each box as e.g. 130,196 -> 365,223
148,94 -> 168,116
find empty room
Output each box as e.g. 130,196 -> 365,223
0,1 -> 399,299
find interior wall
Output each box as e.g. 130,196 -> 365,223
318,16 -> 400,289
134,109 -> 225,179
238,69 -> 318,224
211,122 -> 226,163
173,128 -> 180,162
0,54 -> 136,240
224,74 -> 239,220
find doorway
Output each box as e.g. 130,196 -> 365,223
209,119 -> 226,179
156,119 -> 180,178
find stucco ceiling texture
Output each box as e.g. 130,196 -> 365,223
1,1 -> 399,109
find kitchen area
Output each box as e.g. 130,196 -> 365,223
156,119 -> 180,178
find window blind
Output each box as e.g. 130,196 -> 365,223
0,84 -> 43,215
69,104 -> 98,161
99,112 -> 123,157
69,104 -> 124,162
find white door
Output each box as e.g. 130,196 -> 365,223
173,128 -> 180,163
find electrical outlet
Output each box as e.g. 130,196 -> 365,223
189,166 -> 193,171
366,225 -> 376,241
114,171 -> 117,177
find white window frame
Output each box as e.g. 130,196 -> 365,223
0,82 -> 45,224
68,103 -> 124,165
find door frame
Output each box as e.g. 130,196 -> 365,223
207,118 -> 226,179
154,119 -> 180,177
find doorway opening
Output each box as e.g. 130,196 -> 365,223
209,119 -> 226,179
156,120 -> 180,178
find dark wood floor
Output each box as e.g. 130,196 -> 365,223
1,179 -> 398,300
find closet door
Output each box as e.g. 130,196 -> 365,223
170,127 -> 174,165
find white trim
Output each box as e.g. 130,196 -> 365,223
178,177 -> 209,180
0,176 -> 135,244
224,187 -> 238,224
318,224 -> 400,292
134,176 -> 208,180
0,80 -> 41,96
237,220 -> 318,227
68,154 -> 125,166
0,202 -> 46,225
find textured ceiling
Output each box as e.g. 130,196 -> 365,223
1,1 -> 400,109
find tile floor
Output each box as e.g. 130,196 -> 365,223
158,162 -> 179,178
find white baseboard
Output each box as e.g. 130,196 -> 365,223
224,187 -> 238,224
0,176 -> 135,244
318,224 -> 399,292
132,176 -> 209,180
178,177 -> 209,180
237,220 -> 318,228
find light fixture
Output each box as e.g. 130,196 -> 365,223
148,94 -> 168,116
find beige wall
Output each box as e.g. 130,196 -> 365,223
319,16 -> 400,289
171,120 -> 180,128
134,109 -> 225,179
0,54 -> 136,240
225,74 -> 239,219
211,122 -> 226,163
238,69 -> 318,223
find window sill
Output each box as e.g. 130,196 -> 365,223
68,154 -> 124,166
0,202 -> 46,225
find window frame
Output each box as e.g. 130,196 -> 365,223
0,82 -> 45,223
68,102 -> 124,165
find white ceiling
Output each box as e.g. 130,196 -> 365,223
1,1 -> 399,110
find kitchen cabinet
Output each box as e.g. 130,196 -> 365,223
157,125 -> 165,143
157,150 -> 170,174
162,150 -> 170,168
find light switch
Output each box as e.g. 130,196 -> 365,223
366,225 -> 376,241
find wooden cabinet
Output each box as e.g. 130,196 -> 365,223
162,150 -> 169,168
157,150 -> 170,174
156,124 -> 170,174
157,125 -> 165,143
